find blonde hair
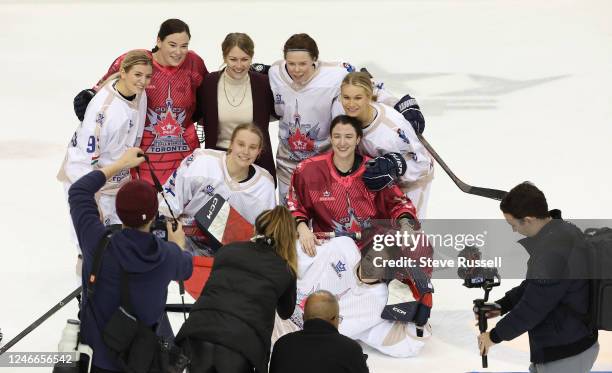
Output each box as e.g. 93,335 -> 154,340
254,206 -> 298,275
341,71 -> 377,101
228,123 -> 265,153
101,50 -> 152,87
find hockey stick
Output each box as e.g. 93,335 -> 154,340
0,286 -> 81,356
416,134 -> 507,201
357,67 -> 507,201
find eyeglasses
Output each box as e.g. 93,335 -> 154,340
332,315 -> 344,324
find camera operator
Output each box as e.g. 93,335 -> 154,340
477,182 -> 598,373
68,147 -> 193,373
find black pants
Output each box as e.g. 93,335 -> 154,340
90,366 -> 121,373
188,339 -> 252,373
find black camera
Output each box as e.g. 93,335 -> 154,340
457,246 -> 501,369
457,246 -> 500,289
150,214 -> 169,241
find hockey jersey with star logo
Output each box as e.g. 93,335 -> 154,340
287,151 -> 416,247
96,50 -> 208,185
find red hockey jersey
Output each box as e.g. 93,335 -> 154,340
287,151 -> 417,245
96,50 -> 208,185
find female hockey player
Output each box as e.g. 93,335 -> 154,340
339,71 -> 434,217
287,114 -> 418,255
280,115 -> 433,357
58,50 -> 152,227
73,18 -> 208,185
175,206 -> 297,373
268,33 -> 402,204
160,123 -> 276,255
199,33 -> 277,183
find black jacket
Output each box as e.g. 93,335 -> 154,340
490,218 -> 597,363
270,318 -> 369,373
175,240 -> 296,373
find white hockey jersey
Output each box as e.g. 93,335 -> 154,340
269,61 -> 399,197
160,149 -> 276,225
360,102 -> 433,187
269,60 -> 350,187
272,237 -> 429,357
332,101 -> 434,216
58,79 -> 147,224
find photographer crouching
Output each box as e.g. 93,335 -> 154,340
477,182 -> 598,373
68,148 -> 193,373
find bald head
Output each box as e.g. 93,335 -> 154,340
304,290 -> 340,328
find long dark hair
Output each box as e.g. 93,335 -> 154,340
151,19 -> 191,52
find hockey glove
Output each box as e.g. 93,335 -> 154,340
414,293 -> 432,336
394,94 -> 425,134
381,280 -> 419,322
362,152 -> 407,191
381,280 -> 432,336
250,63 -> 271,75
73,89 -> 96,121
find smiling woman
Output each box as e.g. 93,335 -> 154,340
199,32 -> 277,184
89,19 -> 209,186
57,50 -> 152,265
269,33 -> 401,204
339,72 -> 434,218
159,123 -> 276,255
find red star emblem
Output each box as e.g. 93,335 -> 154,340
153,110 -> 183,137
288,128 -> 314,151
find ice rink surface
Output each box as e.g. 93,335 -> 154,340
1,0 -> 611,372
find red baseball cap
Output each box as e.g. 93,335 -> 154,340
115,180 -> 158,228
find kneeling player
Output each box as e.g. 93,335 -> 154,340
160,123 -> 276,255
282,115 -> 433,356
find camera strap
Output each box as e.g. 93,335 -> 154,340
136,154 -> 178,227
119,270 -> 135,315
136,153 -> 187,321
87,230 -> 113,298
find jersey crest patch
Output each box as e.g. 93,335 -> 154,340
281,99 -> 320,161
204,184 -> 215,196
331,204 -> 372,237
145,84 -> 189,154
397,128 -> 411,145
319,190 -> 335,202
331,260 -> 347,278
185,154 -> 195,167
96,112 -> 105,125
274,93 -> 284,105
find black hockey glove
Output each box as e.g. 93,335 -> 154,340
250,63 -> 271,75
414,295 -> 432,337
73,89 -> 96,121
394,94 -> 425,134
362,152 -> 407,191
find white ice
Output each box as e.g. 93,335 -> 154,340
0,0 -> 611,372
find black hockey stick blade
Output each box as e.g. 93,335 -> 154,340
416,134 -> 507,201
0,286 -> 81,355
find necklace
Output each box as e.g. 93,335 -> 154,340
223,72 -> 248,107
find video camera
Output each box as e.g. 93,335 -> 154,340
457,246 -> 501,369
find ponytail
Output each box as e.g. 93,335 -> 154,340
254,206 -> 297,275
